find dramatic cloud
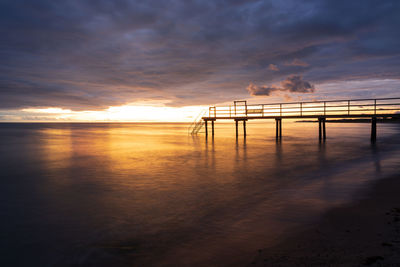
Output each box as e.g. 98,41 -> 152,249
0,0 -> 399,111
281,75 -> 315,93
268,64 -> 279,71
247,75 -> 315,96
247,84 -> 280,96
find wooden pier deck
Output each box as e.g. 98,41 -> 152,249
189,97 -> 400,142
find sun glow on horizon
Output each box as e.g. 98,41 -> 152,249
16,104 -> 208,122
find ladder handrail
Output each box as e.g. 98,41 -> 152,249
188,109 -> 207,135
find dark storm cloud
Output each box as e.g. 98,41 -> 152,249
247,75 -> 315,96
281,76 -> 315,93
247,84 -> 280,96
1,0 -> 400,109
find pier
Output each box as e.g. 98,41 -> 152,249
189,97 -> 400,142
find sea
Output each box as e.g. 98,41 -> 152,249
0,121 -> 399,266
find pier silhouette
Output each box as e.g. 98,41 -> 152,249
189,97 -> 400,143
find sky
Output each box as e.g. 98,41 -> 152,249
1,0 -> 400,121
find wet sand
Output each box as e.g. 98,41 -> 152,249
250,175 -> 400,266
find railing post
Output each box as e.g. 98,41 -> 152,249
348,100 -> 350,115
214,107 -> 216,117
280,104 -> 282,117
324,102 -> 326,116
262,104 -> 264,117
374,99 -> 377,115
229,106 -> 231,118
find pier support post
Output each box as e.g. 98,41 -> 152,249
205,120 -> 208,138
318,118 -> 326,141
275,118 -> 282,139
318,118 -> 321,140
235,120 -> 238,138
371,117 -> 377,143
318,118 -> 322,141
234,119 -> 247,138
211,120 -> 215,137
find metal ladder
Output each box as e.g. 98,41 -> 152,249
188,110 -> 207,135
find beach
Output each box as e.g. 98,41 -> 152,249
251,174 -> 400,266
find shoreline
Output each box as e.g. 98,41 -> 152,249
250,175 -> 400,266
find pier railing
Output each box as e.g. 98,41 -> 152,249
205,97 -> 400,118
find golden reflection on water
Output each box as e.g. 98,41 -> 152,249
39,127 -> 72,168
33,122 -> 395,207
34,121 -> 395,212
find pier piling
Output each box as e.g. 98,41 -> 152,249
318,118 -> 327,141
318,118 -> 323,141
318,119 -> 321,140
235,120 -> 238,138
371,117 -> 377,143
205,120 -> 208,138
275,118 -> 282,139
234,119 -> 247,138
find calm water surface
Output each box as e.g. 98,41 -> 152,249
0,122 -> 399,266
